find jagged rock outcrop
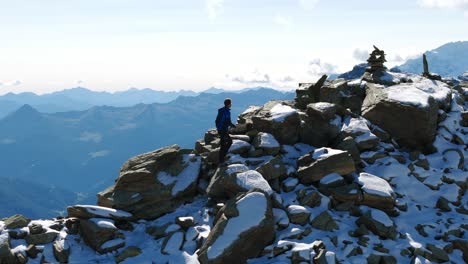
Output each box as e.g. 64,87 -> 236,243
97,145 -> 202,219
198,191 -> 275,264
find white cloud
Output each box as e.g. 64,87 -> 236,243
0,80 -> 22,87
418,0 -> 468,9
230,70 -> 271,84
307,58 -> 339,76
274,15 -> 293,26
207,0 -> 225,21
89,150 -> 110,158
77,80 -> 84,85
352,48 -> 369,61
299,0 -> 319,9
79,132 -> 102,143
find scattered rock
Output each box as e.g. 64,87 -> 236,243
207,164 -> 272,199
357,172 -> 395,210
79,218 -> 124,254
311,211 -> 339,231
297,148 -> 355,184
25,230 -> 59,245
287,205 -> 311,226
356,209 -> 396,240
252,132 -> 280,156
0,233 -> 15,263
3,215 -> 31,229
176,216 -> 196,229
198,191 -> 275,264
25,244 -> 42,259
161,231 -> 184,255
28,223 -> 44,235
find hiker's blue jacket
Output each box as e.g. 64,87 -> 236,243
216,107 -> 235,132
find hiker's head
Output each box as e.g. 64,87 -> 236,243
224,98 -> 232,108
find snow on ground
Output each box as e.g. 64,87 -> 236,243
73,205 -> 132,218
270,104 -> 297,122
236,170 -> 273,194
357,172 -> 394,197
368,208 -> 393,227
207,192 -> 267,260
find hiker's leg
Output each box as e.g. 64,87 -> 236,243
218,132 -> 228,163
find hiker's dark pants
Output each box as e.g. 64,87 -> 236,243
218,131 -> 232,163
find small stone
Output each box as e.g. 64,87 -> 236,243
53,240 -> 70,263
25,231 -> 59,245
287,205 -> 311,226
436,197 -> 452,212
25,245 -> 42,259
29,223 -> 44,235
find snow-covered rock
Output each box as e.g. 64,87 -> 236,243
97,145 -> 201,219
297,147 -> 355,184
207,164 -> 272,198
198,191 -> 275,264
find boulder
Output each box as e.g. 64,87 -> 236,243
255,156 -> 287,181
228,139 -> 251,155
252,132 -> 280,156
297,188 -> 322,208
356,173 -> 395,210
247,101 -> 301,145
319,79 -> 366,114
25,230 -> 59,245
67,205 -> 133,221
340,117 -> 380,151
297,148 -> 355,184
310,211 -> 339,231
53,239 -> 71,263
79,218 -> 124,254
287,205 -> 311,226
161,231 -> 185,255
362,81 -> 450,152
97,145 -> 202,219
3,215 -> 31,229
207,164 -> 272,199
198,191 -> 275,264
356,209 -> 396,240
299,103 -> 341,147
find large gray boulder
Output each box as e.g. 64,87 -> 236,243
207,164 -> 273,199
198,191 -> 275,264
299,102 -> 341,147
297,147 -> 355,184
239,101 -> 301,145
3,215 -> 31,229
97,145 -> 202,219
362,80 -> 451,152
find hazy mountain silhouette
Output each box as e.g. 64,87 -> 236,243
0,88 -> 293,217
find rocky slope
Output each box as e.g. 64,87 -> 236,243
1,67 -> 467,263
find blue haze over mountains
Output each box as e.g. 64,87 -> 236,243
0,88 -> 293,218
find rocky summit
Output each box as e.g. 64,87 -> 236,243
0,60 -> 467,263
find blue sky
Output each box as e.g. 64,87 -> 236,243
0,0 -> 467,94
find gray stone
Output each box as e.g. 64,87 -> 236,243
67,205 -> 133,221
287,205 -> 311,226
28,223 -> 44,235
311,211 -> 339,231
252,132 -> 280,156
97,145 -> 201,220
0,233 -> 15,263
198,191 -> 275,264
297,148 -> 355,184
356,210 -> 396,240
25,231 -> 59,245
79,218 -> 124,254
255,156 -> 287,181
362,83 -> 440,153
3,215 -> 31,229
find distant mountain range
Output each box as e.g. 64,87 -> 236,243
0,86 -> 276,118
393,41 -> 468,77
0,88 -> 294,218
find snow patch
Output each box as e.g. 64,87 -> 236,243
270,104 -> 297,122
357,172 -> 394,198
236,170 -> 273,194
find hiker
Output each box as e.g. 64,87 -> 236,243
216,98 -> 236,164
